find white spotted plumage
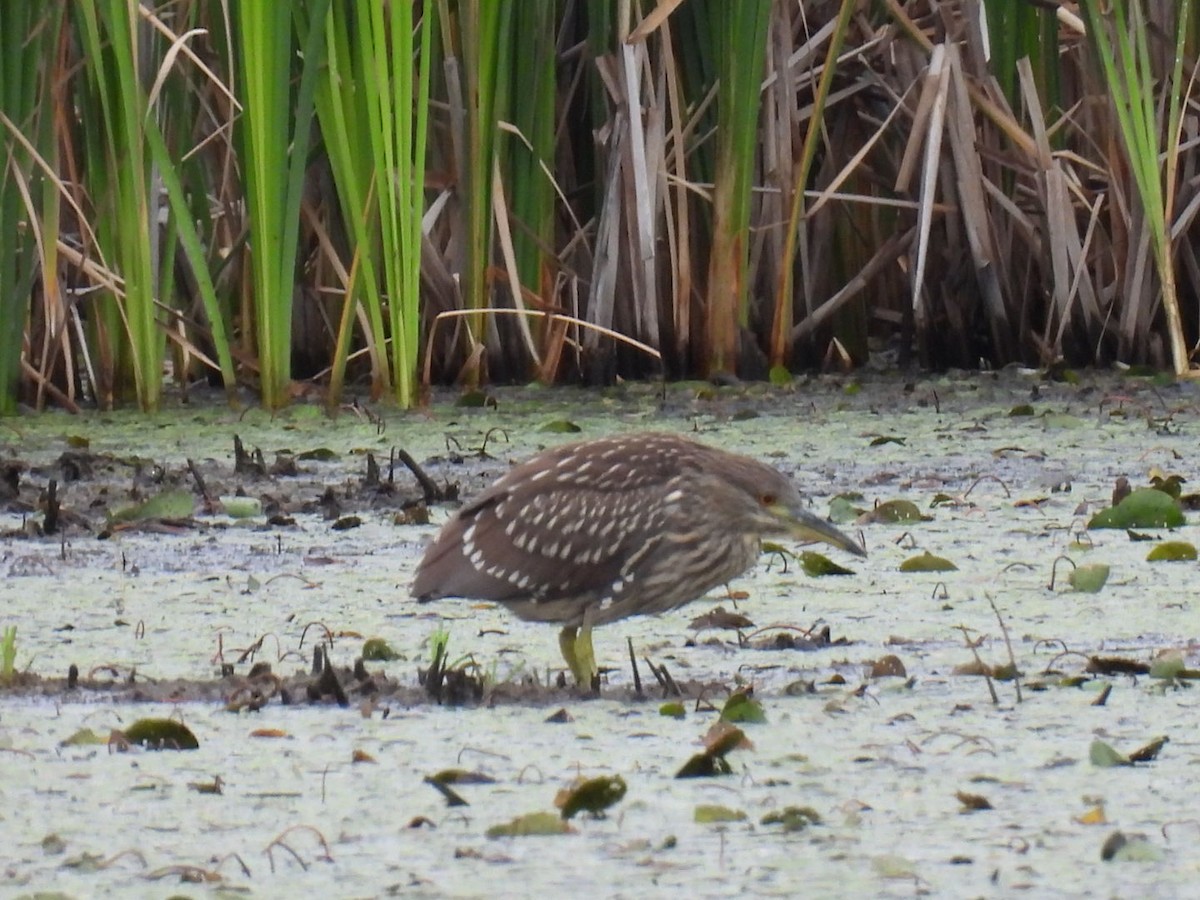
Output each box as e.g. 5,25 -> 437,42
411,431 -> 862,635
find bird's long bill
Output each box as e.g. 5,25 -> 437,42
780,506 -> 866,557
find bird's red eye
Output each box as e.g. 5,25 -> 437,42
759,492 -> 776,506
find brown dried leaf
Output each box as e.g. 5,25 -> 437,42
690,606 -> 755,631
955,790 -> 993,811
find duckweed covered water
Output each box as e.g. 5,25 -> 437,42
2,372 -> 1199,897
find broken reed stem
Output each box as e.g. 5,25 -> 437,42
394,446 -> 445,502
956,624 -> 999,705
627,636 -> 643,698
264,824 -> 334,874
987,594 -> 1023,704
186,457 -> 210,501
643,657 -> 682,698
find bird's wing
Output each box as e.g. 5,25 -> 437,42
411,434 -> 709,603
411,481 -> 667,604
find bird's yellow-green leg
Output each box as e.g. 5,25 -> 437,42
575,620 -> 597,688
558,622 -> 598,688
559,625 -> 582,683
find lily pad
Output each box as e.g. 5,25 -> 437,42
694,804 -> 746,823
455,390 -> 495,409
768,365 -> 793,386
556,774 -> 626,819
799,551 -> 855,577
761,806 -> 821,831
122,718 -> 199,750
1069,563 -> 1110,593
899,551 -> 958,572
219,496 -> 262,518
719,691 -> 766,724
108,490 -> 195,524
1089,740 -> 1130,768
865,499 -> 927,524
1088,489 -> 1184,530
362,637 -> 401,661
59,728 -> 107,747
486,811 -> 572,838
1146,541 -> 1197,562
828,495 -> 866,523
1148,653 -> 1185,680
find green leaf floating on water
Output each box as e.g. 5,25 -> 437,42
1148,652 -> 1186,680
60,728 -> 107,747
486,811 -> 572,838
455,390 -> 492,408
362,637 -> 401,661
1069,563 -> 1110,593
556,774 -> 627,820
659,702 -> 686,719
1088,489 -> 1184,530
799,551 -> 854,577
108,490 -> 195,524
694,804 -> 746,823
1089,740 -> 1130,768
828,495 -> 866,523
219,496 -> 262,518
899,551 -> 958,572
123,718 -> 199,750
869,499 -> 927,523
1146,541 -> 1197,562
768,365 -> 793,386
719,691 -> 766,724
761,806 -> 821,831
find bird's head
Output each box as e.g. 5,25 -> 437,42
717,458 -> 866,558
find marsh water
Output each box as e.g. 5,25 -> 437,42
2,371 -> 1198,898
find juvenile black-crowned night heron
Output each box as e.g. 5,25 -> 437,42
411,432 -> 865,687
